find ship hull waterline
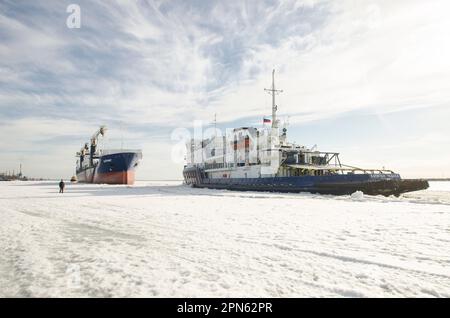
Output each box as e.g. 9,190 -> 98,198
190,179 -> 428,196
183,169 -> 429,196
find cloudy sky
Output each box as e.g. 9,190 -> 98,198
1,0 -> 450,180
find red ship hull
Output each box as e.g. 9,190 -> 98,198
93,171 -> 135,185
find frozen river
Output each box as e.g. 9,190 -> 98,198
1,180 -> 449,297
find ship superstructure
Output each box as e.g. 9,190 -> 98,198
183,70 -> 428,196
76,126 -> 142,185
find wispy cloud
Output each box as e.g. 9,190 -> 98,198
0,0 -> 449,178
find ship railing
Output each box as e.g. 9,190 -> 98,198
340,164 -> 394,174
285,164 -> 395,174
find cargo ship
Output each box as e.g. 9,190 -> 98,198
182,70 -> 429,196
76,126 -> 142,185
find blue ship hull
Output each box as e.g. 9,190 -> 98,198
183,168 -> 429,196
77,152 -> 141,185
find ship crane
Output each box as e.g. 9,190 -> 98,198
77,143 -> 89,168
89,125 -> 107,165
91,125 -> 107,148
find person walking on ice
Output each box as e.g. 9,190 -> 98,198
59,179 -> 65,193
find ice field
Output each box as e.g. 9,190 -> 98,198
1,180 -> 449,297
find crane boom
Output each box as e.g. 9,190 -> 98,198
91,125 -> 107,146
89,126 -> 107,165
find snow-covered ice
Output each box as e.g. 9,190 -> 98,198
350,190 -> 364,201
1,180 -> 449,297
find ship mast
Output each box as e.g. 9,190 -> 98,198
264,69 -> 283,129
